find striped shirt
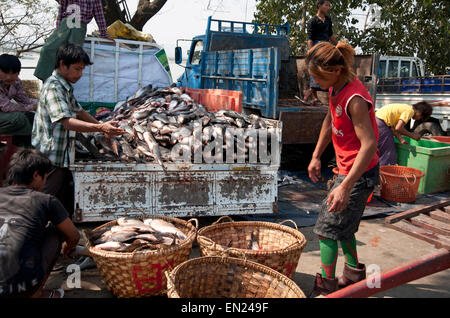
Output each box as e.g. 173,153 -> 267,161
56,0 -> 108,36
32,71 -> 83,168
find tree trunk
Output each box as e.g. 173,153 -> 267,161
129,0 -> 167,31
101,0 -> 125,26
101,0 -> 167,31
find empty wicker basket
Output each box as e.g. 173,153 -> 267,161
166,256 -> 306,298
85,215 -> 198,298
197,216 -> 307,279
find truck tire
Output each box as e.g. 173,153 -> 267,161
414,122 -> 444,137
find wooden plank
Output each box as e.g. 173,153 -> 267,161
386,220 -> 450,250
411,214 -> 450,236
385,200 -> 450,224
429,210 -> 450,224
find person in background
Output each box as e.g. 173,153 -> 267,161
32,43 -> 124,219
0,148 -> 80,298
375,102 -> 432,166
306,41 -> 379,297
303,0 -> 339,106
0,54 -> 37,147
34,0 -> 114,82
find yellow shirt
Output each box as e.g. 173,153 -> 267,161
375,104 -> 415,128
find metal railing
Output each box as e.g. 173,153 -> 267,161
377,75 -> 450,94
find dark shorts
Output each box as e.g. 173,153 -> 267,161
0,226 -> 61,298
313,165 -> 380,241
43,167 -> 74,219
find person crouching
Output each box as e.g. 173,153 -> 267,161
0,148 -> 80,298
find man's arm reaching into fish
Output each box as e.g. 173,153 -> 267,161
59,110 -> 125,138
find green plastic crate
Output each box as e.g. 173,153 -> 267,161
395,137 -> 450,194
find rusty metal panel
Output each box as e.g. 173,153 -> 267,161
73,164 -> 279,223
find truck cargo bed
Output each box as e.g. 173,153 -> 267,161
72,162 -> 279,223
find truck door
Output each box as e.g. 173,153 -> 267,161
185,39 -> 204,89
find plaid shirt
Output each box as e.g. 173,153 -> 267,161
0,79 -> 37,112
32,71 -> 83,168
57,0 -> 108,36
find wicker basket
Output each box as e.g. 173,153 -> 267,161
166,256 -> 306,298
380,165 -> 425,203
196,216 -> 307,279
85,214 -> 198,298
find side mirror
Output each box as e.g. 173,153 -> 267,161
175,47 -> 182,64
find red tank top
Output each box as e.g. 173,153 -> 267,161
329,78 -> 379,175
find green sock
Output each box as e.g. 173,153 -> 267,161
340,235 -> 358,268
319,238 -> 338,279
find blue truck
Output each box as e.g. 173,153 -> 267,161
175,17 -> 449,144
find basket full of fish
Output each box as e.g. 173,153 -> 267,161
196,216 -> 307,279
84,214 -> 198,298
166,256 -> 306,298
75,85 -> 280,167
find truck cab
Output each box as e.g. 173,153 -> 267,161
175,16 -> 290,90
378,56 -> 425,78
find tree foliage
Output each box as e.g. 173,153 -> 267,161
253,0 -> 449,74
0,0 -> 57,55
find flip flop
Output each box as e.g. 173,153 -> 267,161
48,288 -> 64,298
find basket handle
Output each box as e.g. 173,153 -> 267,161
186,218 -> 199,229
222,247 -> 247,261
403,173 -> 417,185
123,207 -> 147,218
278,219 -> 298,230
213,215 -> 234,224
199,236 -> 218,248
164,271 -> 175,287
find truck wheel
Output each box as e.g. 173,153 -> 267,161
414,122 -> 444,137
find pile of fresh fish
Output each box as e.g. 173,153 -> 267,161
86,217 -> 188,252
75,85 -> 277,167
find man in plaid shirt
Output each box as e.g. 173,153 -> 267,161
32,43 -> 124,217
34,0 -> 114,82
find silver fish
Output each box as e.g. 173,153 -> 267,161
143,131 -> 165,170
150,120 -> 164,130
94,231 -> 137,245
143,219 -> 187,241
95,241 -> 131,252
133,124 -> 146,135
248,231 -> 260,251
117,217 -> 144,226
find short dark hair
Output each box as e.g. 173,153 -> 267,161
54,42 -> 92,69
317,0 -> 330,8
0,54 -> 21,74
413,102 -> 433,121
7,148 -> 53,185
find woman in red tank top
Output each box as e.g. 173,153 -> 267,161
305,41 -> 379,297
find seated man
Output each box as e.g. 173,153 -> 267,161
0,148 -> 80,298
375,102 -> 432,166
0,54 -> 37,147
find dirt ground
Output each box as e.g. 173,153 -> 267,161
44,215 -> 450,298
